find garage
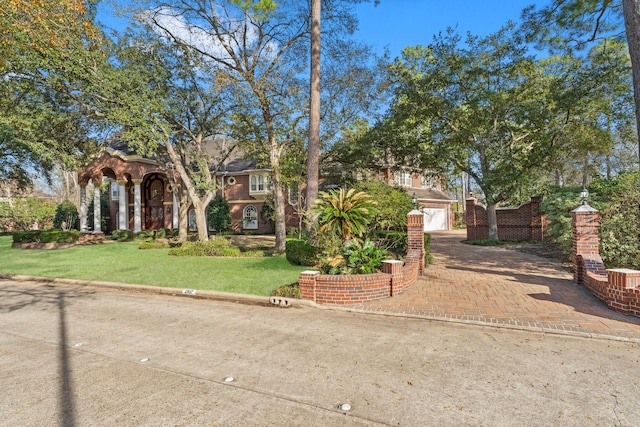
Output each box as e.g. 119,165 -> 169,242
423,207 -> 448,231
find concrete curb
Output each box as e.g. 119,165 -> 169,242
1,273 -> 638,343
0,273 -> 315,309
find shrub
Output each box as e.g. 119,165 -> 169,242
285,238 -> 319,266
376,230 -> 408,256
13,230 -> 80,244
542,174 -> 640,269
53,200 -> 79,230
240,250 -> 266,257
111,229 -> 134,242
139,240 -> 170,249
12,230 -> 42,243
313,188 -> 377,242
424,233 -> 434,265
135,230 -> 155,240
320,238 -> 388,274
168,236 -> 243,257
1,197 -> 56,231
353,180 -> 413,231
41,230 -> 80,243
271,283 -> 301,298
208,196 -> 232,232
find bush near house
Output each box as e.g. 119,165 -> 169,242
13,229 -> 80,243
352,180 -> 414,231
375,230 -> 408,257
0,197 -> 56,232
168,236 -> 266,257
285,238 -> 319,266
53,200 -> 79,230
542,172 -> 640,269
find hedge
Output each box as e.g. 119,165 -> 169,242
285,238 -> 319,266
13,229 -> 80,244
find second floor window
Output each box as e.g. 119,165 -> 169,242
394,172 -> 412,187
250,174 -> 272,193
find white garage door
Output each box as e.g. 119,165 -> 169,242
423,208 -> 447,231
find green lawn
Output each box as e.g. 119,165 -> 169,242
0,236 -> 309,296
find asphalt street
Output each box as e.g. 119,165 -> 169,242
1,278 -> 639,426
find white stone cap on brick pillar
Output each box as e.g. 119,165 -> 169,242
607,268 -> 640,273
382,260 -> 403,264
572,204 -> 598,213
408,209 -> 422,215
301,270 -> 320,275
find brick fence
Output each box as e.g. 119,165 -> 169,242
572,204 -> 640,317
298,210 -> 425,305
466,196 -> 546,241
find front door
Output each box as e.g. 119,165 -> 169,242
145,176 -> 165,230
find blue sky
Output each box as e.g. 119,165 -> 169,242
98,1 -> 543,57
354,0 -> 542,58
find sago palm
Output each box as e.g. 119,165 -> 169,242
313,188 -> 377,242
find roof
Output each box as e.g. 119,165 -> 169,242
412,188 -> 455,202
104,135 -> 269,174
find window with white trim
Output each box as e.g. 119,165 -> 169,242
288,183 -> 299,205
110,181 -> 119,200
243,205 -> 258,229
421,175 -> 436,189
394,171 -> 412,187
249,173 -> 272,195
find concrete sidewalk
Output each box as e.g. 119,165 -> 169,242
347,230 -> 640,341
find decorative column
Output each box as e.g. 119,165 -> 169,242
530,196 -> 544,241
118,179 -> 128,230
571,204 -> 603,284
93,180 -> 102,233
465,198 -> 477,241
172,193 -> 179,229
79,184 -> 88,232
407,209 -> 425,274
133,179 -> 142,233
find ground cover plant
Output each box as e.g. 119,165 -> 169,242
0,236 -> 307,296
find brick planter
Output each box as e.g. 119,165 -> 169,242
298,211 -> 425,305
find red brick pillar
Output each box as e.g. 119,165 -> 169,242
571,205 -> 600,284
530,196 -> 544,241
407,210 -> 425,275
382,260 -> 404,296
298,270 -> 319,303
465,198 -> 477,241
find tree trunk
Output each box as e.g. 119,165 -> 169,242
306,0 -> 321,229
486,202 -> 499,240
178,185 -> 189,242
192,198 -> 210,241
623,0 -> 640,164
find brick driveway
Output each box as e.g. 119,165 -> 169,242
349,230 -> 640,341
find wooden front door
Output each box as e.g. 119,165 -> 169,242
145,176 -> 165,230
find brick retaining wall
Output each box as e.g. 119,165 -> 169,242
572,205 -> 640,317
466,196 -> 546,241
298,210 -> 425,305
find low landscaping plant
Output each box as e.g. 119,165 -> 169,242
375,230 -> 408,257
111,229 -> 135,242
169,238 -> 241,257
13,229 -> 80,244
285,238 -> 319,266
139,240 -> 170,249
320,238 -> 388,275
271,283 -> 301,298
167,236 -> 268,257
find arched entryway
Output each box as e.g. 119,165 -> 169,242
145,174 -> 165,230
